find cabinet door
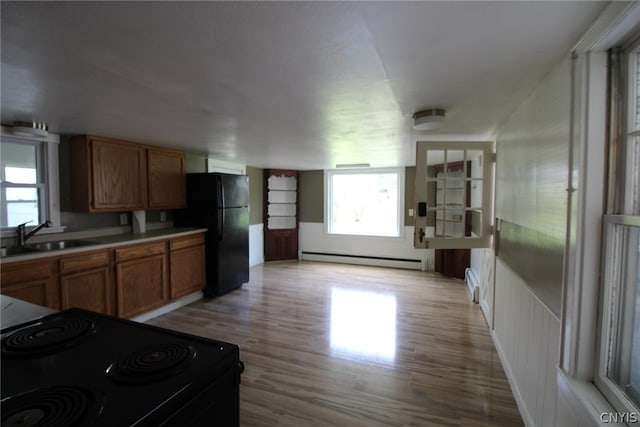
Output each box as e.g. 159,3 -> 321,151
148,148 -> 186,209
170,244 -> 205,299
264,169 -> 299,261
116,254 -> 167,318
60,267 -> 115,315
91,137 -> 147,210
59,249 -> 114,315
1,259 -> 59,309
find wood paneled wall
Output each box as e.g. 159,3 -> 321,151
493,259 -> 563,426
491,55 -> 578,426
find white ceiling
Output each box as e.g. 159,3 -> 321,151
1,1 -> 607,170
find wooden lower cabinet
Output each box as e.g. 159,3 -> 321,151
1,233 -> 206,319
434,248 -> 470,279
115,242 -> 168,318
59,249 -> 115,315
169,234 -> 206,299
265,229 -> 298,261
1,258 -> 59,309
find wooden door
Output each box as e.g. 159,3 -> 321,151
433,161 -> 471,279
59,249 -> 114,315
264,169 -> 298,261
148,148 -> 186,209
1,259 -> 59,309
91,137 -> 147,210
169,234 -> 206,299
115,242 -> 168,318
60,267 -> 115,315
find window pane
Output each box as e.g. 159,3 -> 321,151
631,134 -> 640,215
5,167 -> 37,184
1,142 -> 38,183
635,50 -> 639,130
609,223 -> 640,408
329,172 -> 399,237
4,188 -> 40,227
6,187 -> 38,202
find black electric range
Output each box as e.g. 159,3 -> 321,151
0,308 -> 243,426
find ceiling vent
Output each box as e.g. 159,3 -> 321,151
412,109 -> 446,131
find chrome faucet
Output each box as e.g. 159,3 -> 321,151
16,220 -> 52,247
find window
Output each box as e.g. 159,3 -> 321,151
325,168 -> 404,237
414,141 -> 494,249
0,138 -> 46,227
596,40 -> 640,414
0,127 -> 61,234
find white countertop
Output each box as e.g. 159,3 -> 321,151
0,227 -> 207,264
1,294 -> 57,329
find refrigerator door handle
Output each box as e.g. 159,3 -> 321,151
218,209 -> 224,241
218,175 -> 225,209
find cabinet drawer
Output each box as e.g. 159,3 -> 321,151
1,260 -> 56,285
116,241 -> 166,262
170,234 -> 205,251
59,250 -> 111,274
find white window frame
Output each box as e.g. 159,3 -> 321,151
594,38 -> 640,415
559,3 -> 640,424
596,215 -> 640,413
0,126 -> 63,237
414,140 -> 494,249
324,167 -> 405,239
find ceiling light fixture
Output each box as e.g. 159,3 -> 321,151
412,109 -> 446,131
335,163 -> 371,169
11,121 -> 48,137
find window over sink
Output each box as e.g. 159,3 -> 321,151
0,127 -> 62,234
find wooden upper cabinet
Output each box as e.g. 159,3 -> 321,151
71,135 -> 147,212
91,137 -> 147,210
148,148 -> 186,209
70,135 -> 186,212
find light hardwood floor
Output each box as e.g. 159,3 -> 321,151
148,261 -> 524,426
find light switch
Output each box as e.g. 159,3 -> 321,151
408,208 -> 414,217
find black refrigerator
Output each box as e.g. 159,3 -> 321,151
174,173 -> 250,297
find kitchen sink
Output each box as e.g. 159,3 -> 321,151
27,240 -> 99,251
1,240 -> 99,257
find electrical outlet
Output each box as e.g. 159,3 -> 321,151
160,211 -> 167,222
120,213 -> 128,225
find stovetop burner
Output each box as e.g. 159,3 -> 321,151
1,318 -> 95,357
106,342 -> 197,384
1,386 -> 101,427
1,309 -> 241,426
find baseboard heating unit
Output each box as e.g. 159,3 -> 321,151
465,268 -> 480,303
301,251 -> 424,270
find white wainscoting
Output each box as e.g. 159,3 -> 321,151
493,259 -> 566,426
299,222 -> 433,271
470,248 -> 496,328
249,223 -> 264,267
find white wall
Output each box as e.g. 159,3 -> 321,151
299,222 -> 434,271
249,223 -> 264,267
491,56 -> 576,426
494,259 -> 564,426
